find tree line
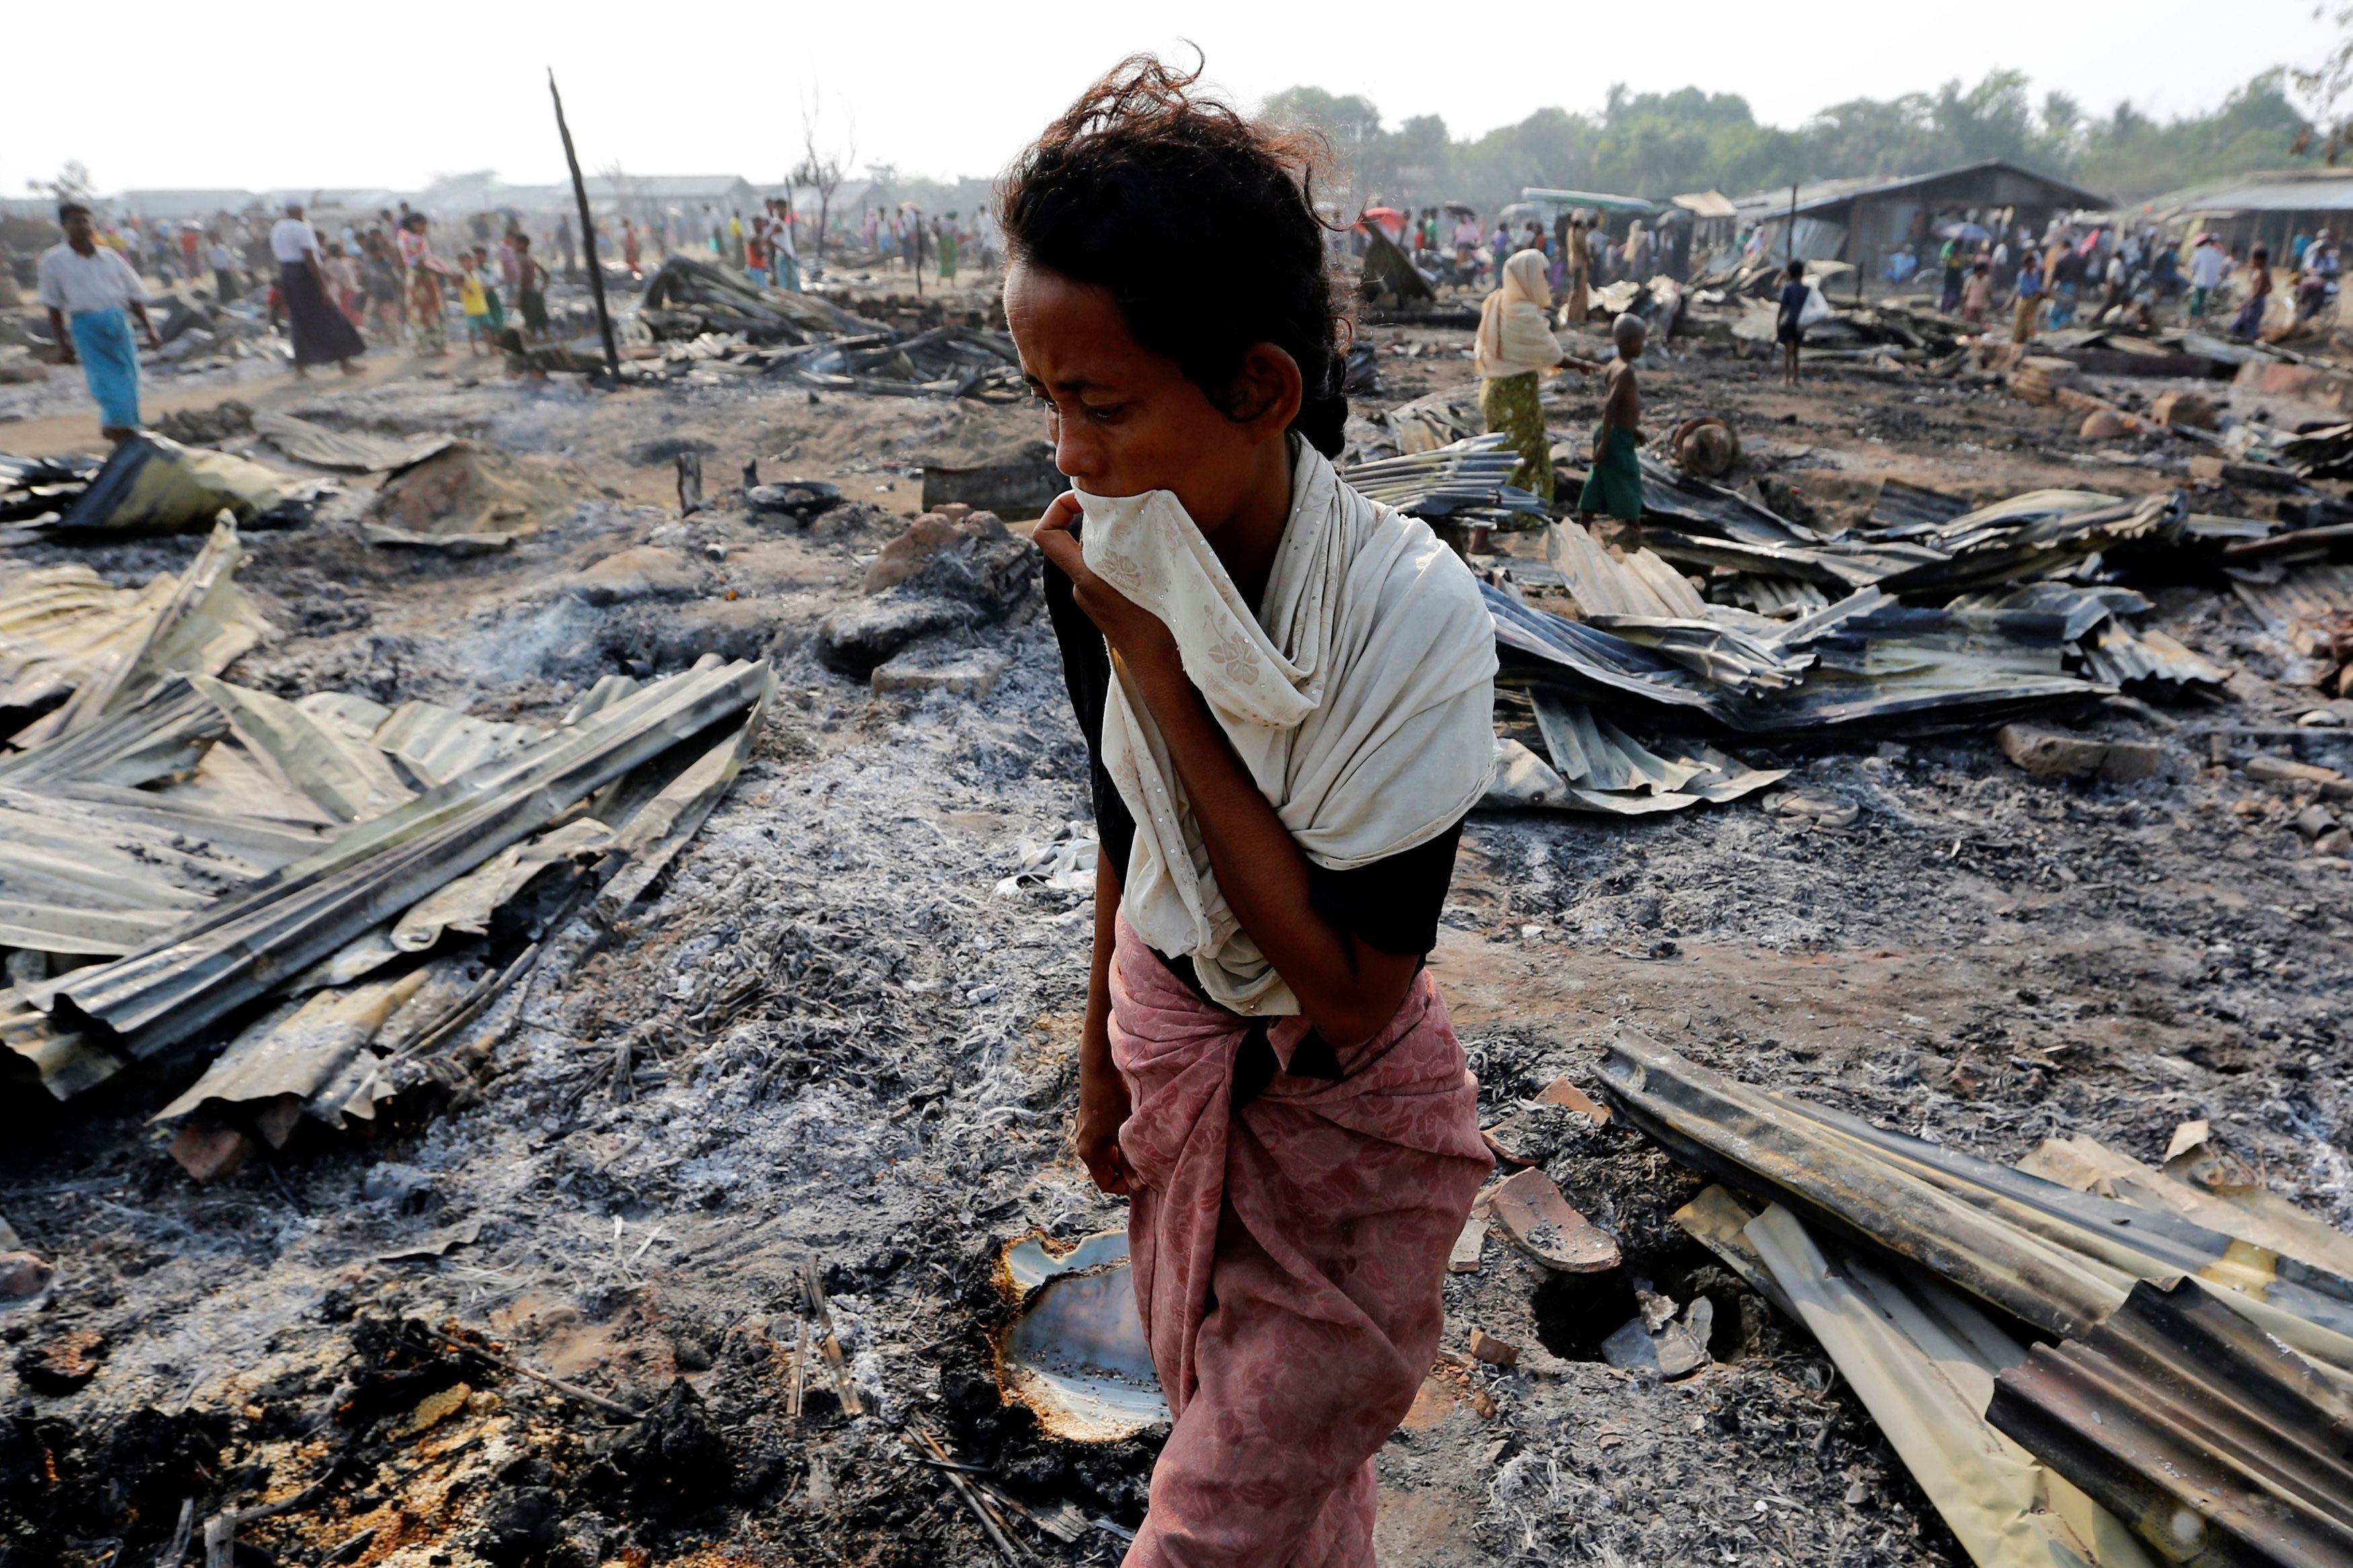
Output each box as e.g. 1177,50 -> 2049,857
1263,69 -> 2312,215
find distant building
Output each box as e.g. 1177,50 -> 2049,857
1671,190 -> 1739,264
436,175 -> 767,220
1732,160 -> 2108,278
114,190 -> 260,220
2137,168 -> 2353,253
1503,188 -> 1657,243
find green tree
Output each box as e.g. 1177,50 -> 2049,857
1258,67 -> 2319,218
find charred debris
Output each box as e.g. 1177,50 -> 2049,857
4,238 -> 2353,1568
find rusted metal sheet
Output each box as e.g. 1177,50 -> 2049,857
1600,1027 -> 2128,1340
1796,1100 -> 2353,1346
251,410 -> 454,474
1988,1278 -> 2353,1568
1603,1031 -> 2353,1375
1743,1200 -> 2159,1568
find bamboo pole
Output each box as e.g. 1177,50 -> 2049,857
548,69 -> 620,379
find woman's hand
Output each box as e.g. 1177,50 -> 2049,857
1074,1049 -> 1137,1196
1032,493 -> 1180,675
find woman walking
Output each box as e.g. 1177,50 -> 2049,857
1012,55 -> 1497,1566
1476,248 -> 1598,504
269,202 -> 366,377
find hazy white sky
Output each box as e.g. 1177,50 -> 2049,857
6,1 -> 2335,196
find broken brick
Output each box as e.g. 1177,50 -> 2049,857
168,1120 -> 257,1183
1535,1077 -> 1611,1123
1488,1168 -> 1621,1273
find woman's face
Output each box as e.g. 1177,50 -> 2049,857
1004,259 -> 1291,535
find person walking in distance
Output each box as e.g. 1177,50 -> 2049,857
2011,248 -> 2046,344
1776,259 -> 1810,386
270,200 -> 366,378
1475,248 -> 1602,506
38,201 -> 161,443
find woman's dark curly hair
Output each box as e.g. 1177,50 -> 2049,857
997,54 -> 1352,457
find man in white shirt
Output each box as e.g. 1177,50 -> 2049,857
38,202 -> 160,442
2188,235 -> 2227,319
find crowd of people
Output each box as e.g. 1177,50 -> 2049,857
1884,218 -> 2341,344
24,189 -> 1019,439
609,200 -> 997,286
34,191 -> 1006,366
1380,204 -> 1692,296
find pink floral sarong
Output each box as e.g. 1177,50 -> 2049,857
1109,914 -> 1490,1567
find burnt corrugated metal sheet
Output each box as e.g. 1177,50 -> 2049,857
1870,479 -> 1977,538
26,658 -> 774,1063
1639,456 -> 1830,548
1341,436 -> 1551,532
1486,579 -> 2107,733
1601,1028 -> 2128,1340
1988,1278 -> 2353,1568
1599,1030 -> 2353,1374
2079,622 -> 2229,693
1622,1035 -> 2353,1568
1796,1100 -> 2353,1347
0,674 -> 225,790
1874,492 -> 2189,600
2230,564 -> 2353,639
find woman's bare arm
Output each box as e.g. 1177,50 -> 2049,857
1035,493 -> 1425,1048
1073,855 -> 1136,1194
1112,646 -> 1423,1048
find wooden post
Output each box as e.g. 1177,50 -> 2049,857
548,69 -> 619,379
912,211 -> 924,299
1786,181 -> 1798,265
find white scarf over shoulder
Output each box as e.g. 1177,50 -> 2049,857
1475,248 -> 1565,380
1078,440 -> 1498,1016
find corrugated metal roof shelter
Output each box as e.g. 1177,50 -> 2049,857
2139,167 -> 2353,257
1733,160 -> 2110,278
1671,190 -> 1737,220
1519,187 -> 1659,217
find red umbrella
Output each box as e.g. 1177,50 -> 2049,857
1358,206 -> 1406,237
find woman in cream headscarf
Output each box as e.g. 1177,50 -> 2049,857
1476,247 -> 1600,504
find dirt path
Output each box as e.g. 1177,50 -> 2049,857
5,348 -> 424,454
